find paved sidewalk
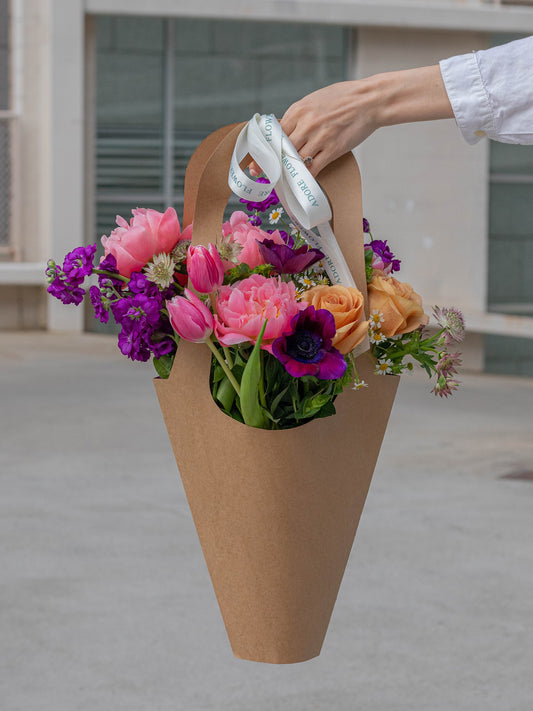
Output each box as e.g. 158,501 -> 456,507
1,331 -> 533,711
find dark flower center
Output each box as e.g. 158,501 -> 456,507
286,329 -> 323,363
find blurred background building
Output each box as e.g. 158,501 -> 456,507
1,0 -> 533,375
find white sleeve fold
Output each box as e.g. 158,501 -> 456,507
439,36 -> 533,146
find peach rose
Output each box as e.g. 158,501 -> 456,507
300,284 -> 369,354
368,275 -> 429,337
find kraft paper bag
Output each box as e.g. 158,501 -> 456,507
154,123 -> 399,664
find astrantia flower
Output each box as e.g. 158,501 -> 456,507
272,305 -> 347,380
432,374 -> 460,398
433,306 -> 465,345
257,238 -> 325,275
239,177 -> 279,213
144,252 -> 176,289
376,358 -> 393,375
171,239 -> 190,263
269,207 -> 284,225
436,351 -> 462,378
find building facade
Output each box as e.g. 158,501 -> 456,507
1,0 -> 533,374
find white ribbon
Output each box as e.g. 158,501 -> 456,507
228,114 -> 357,289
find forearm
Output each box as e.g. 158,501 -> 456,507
369,65 -> 455,129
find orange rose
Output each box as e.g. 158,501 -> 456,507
368,275 -> 428,337
301,284 -> 368,354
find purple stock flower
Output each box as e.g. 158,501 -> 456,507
97,253 -> 122,288
240,177 -> 279,212
127,271 -> 161,297
365,239 -> 401,275
272,305 -> 347,380
62,244 -> 97,284
112,292 -> 161,327
117,322 -> 152,362
47,275 -> 85,306
363,218 -> 370,233
257,238 -> 324,275
249,215 -> 262,226
89,285 -> 109,324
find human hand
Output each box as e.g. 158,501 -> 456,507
249,79 -> 379,178
249,66 -> 453,178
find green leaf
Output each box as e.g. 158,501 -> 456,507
240,320 -> 269,429
153,354 -> 174,379
216,376 -> 236,412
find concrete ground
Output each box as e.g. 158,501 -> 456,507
1,331 -> 533,711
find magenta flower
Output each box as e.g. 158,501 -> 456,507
186,243 -> 224,293
239,177 -> 279,212
257,239 -> 324,275
364,239 -> 401,275
272,305 -> 347,380
167,288 -> 214,343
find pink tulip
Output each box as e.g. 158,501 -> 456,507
186,243 -> 224,293
101,207 -> 189,278
167,288 -> 214,343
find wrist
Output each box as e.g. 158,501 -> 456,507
371,65 -> 454,129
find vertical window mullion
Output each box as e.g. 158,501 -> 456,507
163,19 -> 175,208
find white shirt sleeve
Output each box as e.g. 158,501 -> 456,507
439,36 -> 533,145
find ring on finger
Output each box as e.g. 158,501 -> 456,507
303,155 -> 314,167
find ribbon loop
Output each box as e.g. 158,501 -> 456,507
228,114 -> 357,289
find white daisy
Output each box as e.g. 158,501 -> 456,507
269,207 -> 284,225
369,309 -> 384,328
352,380 -> 368,390
369,329 -> 386,344
375,359 -> 393,375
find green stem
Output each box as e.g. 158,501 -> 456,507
222,346 -> 234,369
94,269 -> 129,284
258,349 -> 267,409
205,337 -> 241,397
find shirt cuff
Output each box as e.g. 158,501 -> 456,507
439,52 -> 493,145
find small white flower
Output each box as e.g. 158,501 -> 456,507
289,222 -> 299,236
352,380 -> 368,390
375,359 -> 393,375
369,329 -> 386,344
144,252 -> 176,289
370,309 -> 384,328
269,207 -> 284,225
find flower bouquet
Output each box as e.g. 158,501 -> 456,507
46,118 -> 463,663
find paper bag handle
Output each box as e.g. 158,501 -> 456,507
182,123 -> 368,301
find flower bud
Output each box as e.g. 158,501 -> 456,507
167,288 -> 214,343
186,243 -> 224,293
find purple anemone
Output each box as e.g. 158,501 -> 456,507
257,238 -> 324,275
272,305 -> 347,380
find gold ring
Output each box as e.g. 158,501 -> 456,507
303,156 -> 313,167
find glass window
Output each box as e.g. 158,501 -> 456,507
92,15 -> 347,332
486,34 -> 533,376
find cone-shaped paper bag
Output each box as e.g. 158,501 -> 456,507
155,124 -> 399,664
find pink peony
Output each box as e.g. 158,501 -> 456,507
101,207 -> 192,278
214,273 -> 305,348
221,211 -> 285,269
